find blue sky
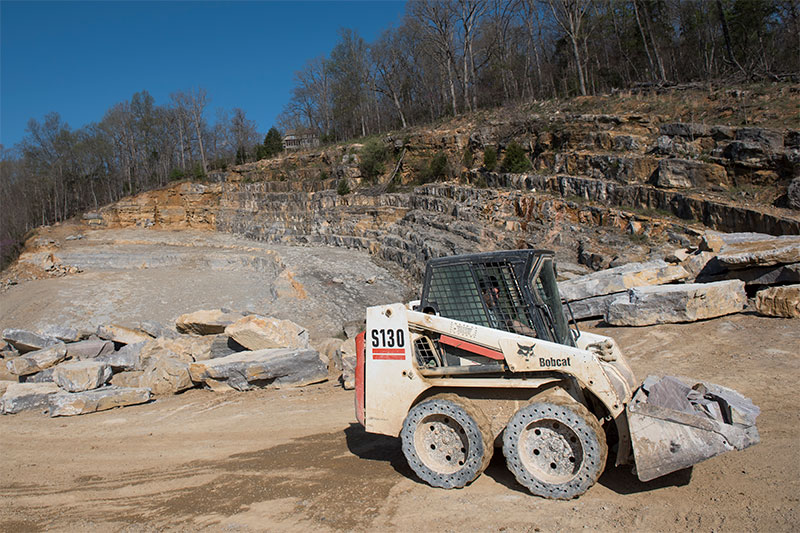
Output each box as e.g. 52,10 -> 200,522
0,0 -> 407,148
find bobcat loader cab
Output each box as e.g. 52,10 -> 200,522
355,250 -> 759,499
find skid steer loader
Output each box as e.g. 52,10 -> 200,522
354,250 -> 759,499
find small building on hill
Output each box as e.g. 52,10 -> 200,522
283,130 -> 320,151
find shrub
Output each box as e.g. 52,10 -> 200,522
500,142 -> 532,173
416,152 -> 452,184
462,148 -> 474,169
359,140 -> 388,181
319,169 -> 330,181
337,178 -> 351,195
484,146 -> 497,171
168,168 -> 186,181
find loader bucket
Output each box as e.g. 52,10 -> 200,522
627,375 -> 760,482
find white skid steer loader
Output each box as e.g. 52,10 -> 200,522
354,250 -> 759,499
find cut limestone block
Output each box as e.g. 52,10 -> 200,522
0,380 -> 17,395
2,329 -> 60,353
48,387 -> 152,417
6,343 -> 67,376
699,231 -> 776,253
716,236 -> 800,269
19,368 -> 55,383
176,309 -> 246,335
559,260 -> 689,302
52,361 -> 112,393
40,325 -> 83,343
224,315 -> 310,351
1,382 -> 60,414
606,280 -> 746,326
566,293 -> 622,320
97,342 -> 146,371
139,356 -> 194,395
96,324 -> 151,346
66,339 -> 115,360
189,348 -> 327,391
209,335 -> 247,359
755,284 -> 800,318
110,370 -> 144,388
701,262 -> 800,286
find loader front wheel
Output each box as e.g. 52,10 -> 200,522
401,394 -> 493,489
503,396 -> 607,499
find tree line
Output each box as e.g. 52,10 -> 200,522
0,88 -> 282,268
278,0 -> 799,140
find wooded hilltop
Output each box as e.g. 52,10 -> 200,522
1,0 -> 798,268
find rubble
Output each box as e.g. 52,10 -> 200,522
96,324 -> 151,345
755,285 -> 800,318
2,328 -> 60,353
66,339 -> 115,360
176,308 -> 246,335
1,382 -> 60,414
6,343 -> 67,376
189,347 -> 327,391
606,280 -> 746,326
140,355 -> 194,395
225,315 -> 311,351
52,361 -> 112,392
48,387 -> 151,417
96,341 -> 145,371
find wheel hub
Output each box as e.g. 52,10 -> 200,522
414,414 -> 469,475
518,418 -> 583,483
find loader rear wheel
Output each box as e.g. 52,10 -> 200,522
503,396 -> 607,499
401,394 -> 493,489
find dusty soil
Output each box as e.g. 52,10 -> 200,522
1,228 -> 798,532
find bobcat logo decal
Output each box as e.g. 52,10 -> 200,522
516,343 -> 536,361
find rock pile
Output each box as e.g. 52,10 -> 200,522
561,230 -> 800,325
1,309 -> 340,416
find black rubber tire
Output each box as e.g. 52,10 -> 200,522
400,393 -> 493,489
502,395 -> 607,499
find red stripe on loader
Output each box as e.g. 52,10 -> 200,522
439,335 -> 505,360
372,347 -> 406,360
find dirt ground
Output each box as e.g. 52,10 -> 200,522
1,230 -> 799,532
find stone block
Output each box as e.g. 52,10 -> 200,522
680,251 -> 718,279
701,262 -> 800,286
97,341 -> 146,371
736,127 -> 783,149
140,356 -> 194,395
189,348 -> 327,391
176,309 -> 246,335
699,231 -> 777,253
40,325 -> 83,343
137,321 -> 179,339
66,339 -> 115,360
110,370 -> 143,388
652,158 -> 727,189
209,335 -> 247,359
1,382 -> 60,414
224,315 -> 310,351
340,338 -> 356,390
566,293 -> 621,320
53,361 -> 112,392
2,329 -> 60,353
6,343 -> 67,376
659,123 -> 711,138
0,380 -> 15,395
48,387 -> 152,417
559,260 -> 689,302
716,236 -> 800,268
96,324 -> 151,345
19,368 -> 54,383
755,285 -> 800,318
606,280 -> 746,326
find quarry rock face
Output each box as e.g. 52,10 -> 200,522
6,343 -> 67,376
176,309 -> 247,335
224,315 -> 311,351
606,280 -> 747,326
652,158 -> 728,189
52,361 -> 113,393
189,348 -> 327,391
1,382 -> 60,414
48,387 -> 152,417
755,285 -> 800,318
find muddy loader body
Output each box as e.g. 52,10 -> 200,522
355,250 -> 759,499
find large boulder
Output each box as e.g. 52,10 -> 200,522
559,260 -> 689,302
652,158 -> 727,189
606,280 -> 746,326
2,329 -> 60,353
189,348 -> 327,391
1,382 -> 60,414
6,343 -> 67,376
224,315 -> 310,351
699,231 -> 777,253
716,236 -> 800,269
66,339 -> 115,360
701,262 -> 800,286
96,324 -> 151,345
97,341 -> 147,371
52,361 -> 112,392
40,325 -> 83,343
139,356 -> 194,395
176,309 -> 246,335
48,387 -> 152,417
755,285 -> 800,318
137,336 -> 214,368
566,293 -> 620,320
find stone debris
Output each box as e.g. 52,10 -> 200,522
97,341 -> 146,371
96,324 -> 152,346
52,361 -> 112,392
19,368 -> 55,383
176,308 -> 247,335
189,347 -> 327,391
2,328 -> 60,353
1,382 -> 60,414
6,343 -> 67,376
48,387 -> 151,417
606,280 -> 746,326
755,284 -> 800,318
224,315 -> 311,351
66,339 -> 115,360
